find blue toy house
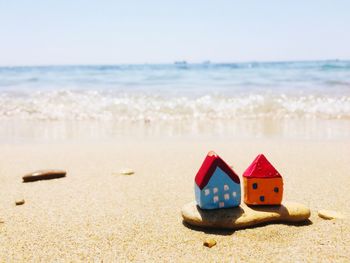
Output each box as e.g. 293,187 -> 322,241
194,151 -> 241,209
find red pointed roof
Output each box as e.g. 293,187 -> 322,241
195,151 -> 240,189
243,154 -> 282,178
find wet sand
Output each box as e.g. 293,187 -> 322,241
0,136 -> 349,262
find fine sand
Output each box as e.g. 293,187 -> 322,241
0,137 -> 350,262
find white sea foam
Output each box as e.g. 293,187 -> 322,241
0,90 -> 349,121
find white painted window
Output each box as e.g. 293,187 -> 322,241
224,184 -> 229,191
213,187 -> 218,194
232,191 -> 237,197
204,189 -> 210,196
219,202 -> 224,208
213,196 -> 219,203
224,193 -> 230,200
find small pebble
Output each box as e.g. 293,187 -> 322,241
119,169 -> 135,175
15,199 -> 25,206
318,209 -> 345,220
203,239 -> 217,248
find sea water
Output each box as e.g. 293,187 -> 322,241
0,61 -> 349,140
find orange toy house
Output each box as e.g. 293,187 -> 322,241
243,154 -> 283,205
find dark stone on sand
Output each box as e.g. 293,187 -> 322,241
22,169 -> 66,182
15,199 -> 25,206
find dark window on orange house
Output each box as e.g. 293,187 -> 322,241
252,183 -> 258,189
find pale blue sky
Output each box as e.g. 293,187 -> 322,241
0,0 -> 349,65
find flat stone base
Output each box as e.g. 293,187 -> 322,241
182,201 -> 311,230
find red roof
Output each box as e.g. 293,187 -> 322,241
243,154 -> 282,178
195,151 -> 240,189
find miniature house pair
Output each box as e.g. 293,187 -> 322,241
195,151 -> 283,210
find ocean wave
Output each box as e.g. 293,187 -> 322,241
0,90 -> 349,121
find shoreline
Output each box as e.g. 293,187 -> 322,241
1,118 -> 349,144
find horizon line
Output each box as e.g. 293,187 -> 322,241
0,58 -> 349,68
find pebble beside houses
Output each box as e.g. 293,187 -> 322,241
243,154 -> 283,205
194,151 -> 241,209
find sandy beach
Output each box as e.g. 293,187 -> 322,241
1,0 -> 350,261
1,134 -> 349,262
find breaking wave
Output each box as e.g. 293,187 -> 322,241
0,90 -> 349,121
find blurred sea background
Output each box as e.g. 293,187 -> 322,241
1,60 -> 350,141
